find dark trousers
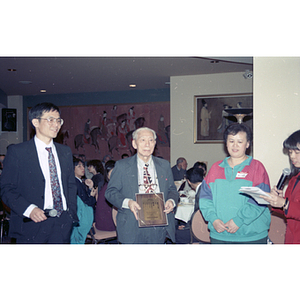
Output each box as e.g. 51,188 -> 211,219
210,236 -> 268,244
17,211 -> 73,244
133,226 -> 167,244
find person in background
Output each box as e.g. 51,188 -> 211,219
199,122 -> 271,244
193,161 -> 207,176
176,167 -> 204,238
171,157 -> 187,181
78,154 -> 92,179
0,154 -> 5,175
260,129 -> 300,244
87,159 -> 105,190
95,160 -> 116,231
186,167 -> 205,212
0,102 -> 78,243
105,127 -> 179,244
74,157 -> 97,209
102,154 -> 112,167
71,157 -> 96,243
121,153 -> 129,159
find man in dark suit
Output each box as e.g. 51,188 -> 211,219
105,127 -> 179,244
171,157 -> 187,181
186,167 -> 205,212
175,167 -> 204,243
0,102 -> 78,243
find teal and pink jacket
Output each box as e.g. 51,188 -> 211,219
199,156 -> 271,242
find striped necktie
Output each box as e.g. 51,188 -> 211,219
46,147 -> 63,216
143,163 -> 154,193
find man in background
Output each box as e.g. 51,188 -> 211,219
172,157 -> 187,181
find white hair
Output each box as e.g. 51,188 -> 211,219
132,127 -> 157,141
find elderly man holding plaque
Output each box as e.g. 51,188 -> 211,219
105,127 -> 179,244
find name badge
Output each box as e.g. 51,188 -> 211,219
236,172 -> 248,179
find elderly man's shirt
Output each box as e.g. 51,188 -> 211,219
122,155 -> 176,208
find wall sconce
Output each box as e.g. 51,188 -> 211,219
243,70 -> 253,79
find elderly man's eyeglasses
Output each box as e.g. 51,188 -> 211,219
37,117 -> 64,126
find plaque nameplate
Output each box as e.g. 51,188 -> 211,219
136,192 -> 168,227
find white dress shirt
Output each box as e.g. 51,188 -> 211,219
122,156 -> 175,208
23,136 -> 67,217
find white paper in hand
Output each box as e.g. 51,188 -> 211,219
239,187 -> 270,205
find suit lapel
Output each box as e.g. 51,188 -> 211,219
152,157 -> 166,192
126,155 -> 139,194
27,139 -> 44,180
55,143 -> 66,170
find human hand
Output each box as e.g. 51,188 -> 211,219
85,179 -> 94,189
29,207 -> 47,223
164,200 -> 174,214
260,188 -> 285,208
271,186 -> 283,198
224,219 -> 239,234
90,187 -> 98,198
212,219 -> 227,233
128,200 -> 141,220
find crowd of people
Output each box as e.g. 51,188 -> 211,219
1,101 -> 300,244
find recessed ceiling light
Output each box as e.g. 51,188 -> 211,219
40,89 -> 47,93
8,68 -> 16,72
19,81 -> 32,85
129,84 -> 136,88
210,60 -> 219,64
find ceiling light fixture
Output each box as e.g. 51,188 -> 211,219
210,60 -> 219,64
19,80 -> 32,85
40,89 -> 47,93
8,68 -> 17,72
129,84 -> 136,88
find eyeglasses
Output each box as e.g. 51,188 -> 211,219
37,117 -> 64,126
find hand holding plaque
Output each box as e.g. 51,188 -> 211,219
128,199 -> 141,220
164,199 -> 174,214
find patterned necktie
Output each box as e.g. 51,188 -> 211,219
143,163 -> 154,193
46,147 -> 63,216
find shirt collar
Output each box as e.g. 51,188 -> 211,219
34,135 -> 54,151
195,182 -> 202,194
75,176 -> 82,183
137,155 -> 153,168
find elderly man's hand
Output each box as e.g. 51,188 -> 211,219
164,200 -> 174,214
128,200 -> 141,220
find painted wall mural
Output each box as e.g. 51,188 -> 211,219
50,102 -> 170,162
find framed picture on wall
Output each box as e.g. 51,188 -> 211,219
2,108 -> 17,132
194,93 -> 253,143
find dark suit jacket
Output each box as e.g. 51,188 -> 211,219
105,155 -> 179,243
171,165 -> 186,181
75,178 -> 96,207
0,138 -> 78,239
194,184 -> 202,212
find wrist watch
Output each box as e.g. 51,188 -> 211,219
282,198 -> 289,213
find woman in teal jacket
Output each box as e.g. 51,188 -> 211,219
199,123 -> 271,244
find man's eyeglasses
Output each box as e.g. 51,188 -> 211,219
37,117 -> 64,126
